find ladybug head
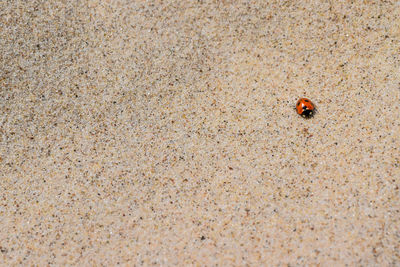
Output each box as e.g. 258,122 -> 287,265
301,109 -> 314,118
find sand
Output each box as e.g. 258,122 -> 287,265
1,0 -> 400,265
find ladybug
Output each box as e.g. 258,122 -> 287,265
296,98 -> 315,118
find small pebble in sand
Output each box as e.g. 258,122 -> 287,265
296,98 -> 315,118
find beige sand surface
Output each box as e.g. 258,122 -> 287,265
1,0 -> 400,265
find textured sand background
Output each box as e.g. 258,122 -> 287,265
1,0 -> 400,265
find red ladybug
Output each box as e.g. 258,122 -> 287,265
296,98 -> 315,118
